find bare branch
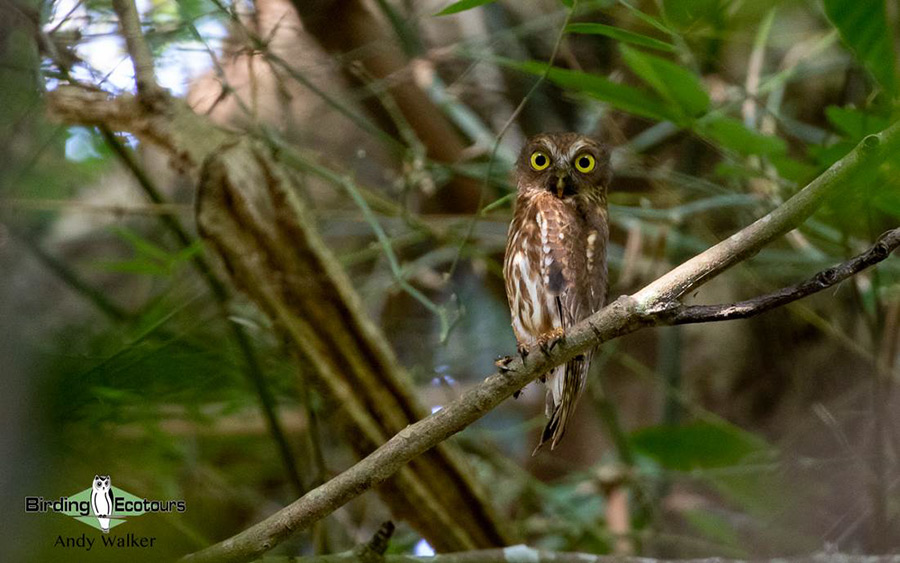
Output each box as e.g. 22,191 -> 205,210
46,87 -> 230,170
111,0 -> 161,98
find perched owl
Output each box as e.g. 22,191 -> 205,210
503,133 -> 610,451
91,475 -> 113,533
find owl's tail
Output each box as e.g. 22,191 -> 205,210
534,353 -> 590,454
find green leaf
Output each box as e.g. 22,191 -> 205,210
822,0 -> 897,95
684,510 -> 748,558
500,58 -> 678,122
176,0 -> 217,22
663,0 -> 723,30
698,115 -> 787,156
92,259 -> 171,277
808,141 -> 856,167
710,470 -> 805,528
620,45 -> 709,118
434,0 -> 495,16
111,226 -> 172,263
769,154 -> 816,184
566,23 -> 675,52
619,0 -> 673,35
102,228 -> 201,277
874,181 -> 900,219
825,106 -> 890,139
631,420 -> 769,471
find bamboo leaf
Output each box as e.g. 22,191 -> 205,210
823,0 -> 897,95
699,115 -> 787,156
620,45 -> 709,118
825,105 -> 890,139
566,23 -> 675,52
662,0 -> 722,30
631,421 -> 769,471
111,226 -> 171,263
500,58 -> 678,122
619,0 -> 673,35
435,0 -> 495,16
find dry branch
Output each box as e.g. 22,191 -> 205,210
111,0 -> 161,98
665,228 -> 900,324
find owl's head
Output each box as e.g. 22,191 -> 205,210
92,475 -> 111,492
514,133 -> 610,199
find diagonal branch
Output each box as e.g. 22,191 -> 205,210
180,122 -> 900,563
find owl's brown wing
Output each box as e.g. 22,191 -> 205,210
578,196 -> 610,317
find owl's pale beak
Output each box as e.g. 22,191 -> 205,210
554,169 -> 571,198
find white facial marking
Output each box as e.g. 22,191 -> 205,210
566,140 -> 588,160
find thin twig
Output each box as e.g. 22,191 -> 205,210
1,198 -> 189,216
110,0 -> 161,98
661,228 -> 900,325
331,165 -> 454,341
7,227 -> 131,322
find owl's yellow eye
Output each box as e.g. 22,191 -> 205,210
574,153 -> 596,173
530,151 -> 550,171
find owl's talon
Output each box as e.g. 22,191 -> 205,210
513,389 -> 522,399
517,344 -> 529,361
494,355 -> 514,373
538,328 -> 566,355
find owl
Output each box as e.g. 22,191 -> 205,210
91,475 -> 113,533
503,133 -> 610,451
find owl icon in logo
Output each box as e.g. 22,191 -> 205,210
90,475 -> 113,533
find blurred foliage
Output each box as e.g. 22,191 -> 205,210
3,0 -> 900,560
630,421 -> 770,472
